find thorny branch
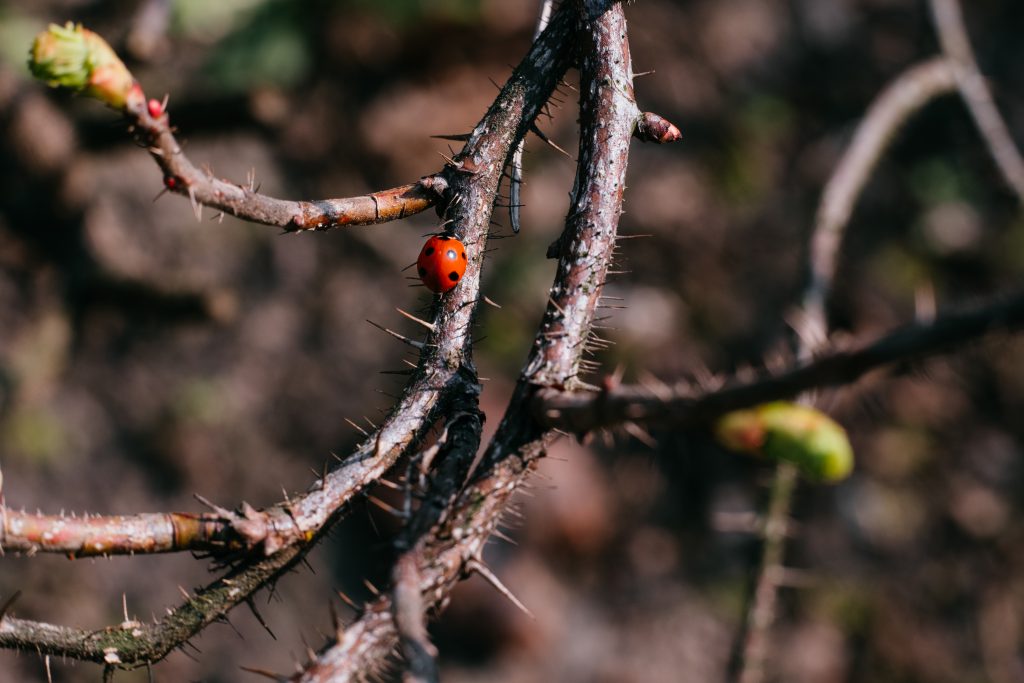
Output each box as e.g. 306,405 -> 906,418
290,2 -> 640,679
805,57 -> 957,331
736,2 -> 1022,677
8,0 -> 1023,680
0,0 -> 578,668
132,93 -> 442,231
533,287 -> 1024,434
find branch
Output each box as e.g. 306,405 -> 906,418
132,92 -> 443,231
0,507 -> 262,557
929,0 -> 1024,205
534,287 -> 1024,432
806,57 -> 957,331
0,0 -> 579,668
290,2 -> 639,678
29,22 -> 442,231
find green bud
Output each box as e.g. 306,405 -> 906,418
715,402 -> 854,483
29,22 -> 90,89
29,22 -> 138,110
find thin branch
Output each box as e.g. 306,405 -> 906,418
806,57 -> 957,330
929,0 -> 1024,205
508,0 -> 556,234
392,555 -> 439,683
129,91 -> 443,231
534,287 -> 1024,433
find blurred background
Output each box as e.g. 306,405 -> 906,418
1,0 -> 1024,681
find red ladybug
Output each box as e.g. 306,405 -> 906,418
417,235 -> 467,293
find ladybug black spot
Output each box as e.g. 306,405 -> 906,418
448,271 -> 460,282
418,267 -> 427,277
446,249 -> 457,260
424,247 -> 435,256
461,251 -> 467,260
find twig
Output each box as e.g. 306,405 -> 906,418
130,88 -> 443,231
508,0 -> 556,234
806,57 -> 957,330
534,287 -> 1024,433
392,555 -> 439,683
928,0 -> 1024,205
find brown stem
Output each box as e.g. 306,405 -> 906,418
0,507 -> 256,557
126,95 -> 441,231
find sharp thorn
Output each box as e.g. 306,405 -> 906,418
467,559 -> 534,619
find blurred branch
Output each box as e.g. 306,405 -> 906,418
534,287 -> 1024,433
929,0 -> 1024,205
806,57 -> 957,331
291,2 -> 637,678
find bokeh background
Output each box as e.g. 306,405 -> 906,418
1,0 -> 1024,681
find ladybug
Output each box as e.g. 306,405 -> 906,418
417,235 -> 467,293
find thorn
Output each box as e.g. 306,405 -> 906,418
45,655 -> 53,683
529,124 -> 571,158
188,185 -> 202,222
122,593 -> 130,622
336,590 -> 360,612
246,598 -> 277,640
467,559 -> 534,619
362,579 -> 380,596
193,493 -> 232,517
0,591 -> 20,621
177,585 -> 191,600
344,418 -> 370,437
395,307 -> 436,332
329,600 -> 344,638
366,494 -> 404,518
238,665 -> 287,681
491,528 -> 518,545
366,319 -> 425,350
623,421 -> 658,448
430,133 -> 472,141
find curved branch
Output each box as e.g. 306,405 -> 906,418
806,57 -> 957,331
130,93 -> 442,231
929,0 -> 1024,205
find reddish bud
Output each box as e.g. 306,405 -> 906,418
147,98 -> 164,119
164,175 -> 177,190
634,112 -> 682,144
